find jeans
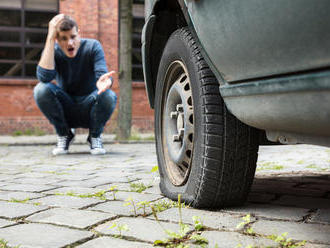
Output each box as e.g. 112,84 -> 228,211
34,82 -> 117,137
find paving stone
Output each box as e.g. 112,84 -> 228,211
30,195 -> 103,209
0,223 -> 93,248
88,200 -> 152,216
0,202 -> 48,219
150,208 -> 245,231
252,220 -> 330,244
0,218 -> 15,228
26,207 -> 115,229
109,191 -> 163,202
94,182 -> 131,191
310,209 -> 330,224
202,231 -> 277,248
143,185 -> 162,195
77,236 -> 153,248
0,183 -> 57,193
225,203 -> 309,221
13,177 -> 63,185
273,195 -> 330,209
0,191 -> 44,201
95,217 -> 192,243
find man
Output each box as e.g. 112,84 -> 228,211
34,14 -> 117,155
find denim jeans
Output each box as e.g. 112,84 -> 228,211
33,82 -> 117,137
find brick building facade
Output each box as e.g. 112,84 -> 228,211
0,0 -> 154,135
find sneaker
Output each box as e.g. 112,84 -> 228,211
52,131 -> 75,155
87,135 -> 106,155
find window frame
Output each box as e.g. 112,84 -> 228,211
0,0 -> 59,79
132,0 -> 144,82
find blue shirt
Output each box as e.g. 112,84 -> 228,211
36,38 -> 108,96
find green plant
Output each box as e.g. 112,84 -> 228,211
12,128 -> 46,137
55,190 -> 107,200
108,222 -> 129,238
268,233 -> 306,248
151,165 -> 159,173
9,198 -> 30,203
152,195 -> 208,248
137,200 -> 150,216
0,239 -> 20,248
151,199 -> 188,213
123,197 -> 137,216
109,185 -> 118,200
236,214 -> 255,235
129,182 -> 151,193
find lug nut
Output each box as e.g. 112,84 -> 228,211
170,111 -> 178,119
173,134 -> 181,142
176,104 -> 184,112
179,128 -> 184,137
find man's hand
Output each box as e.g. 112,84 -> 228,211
48,14 -> 65,40
96,71 -> 116,95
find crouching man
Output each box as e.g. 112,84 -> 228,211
34,14 -> 117,155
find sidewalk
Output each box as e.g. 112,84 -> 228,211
0,141 -> 329,247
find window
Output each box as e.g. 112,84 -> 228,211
132,0 -> 144,82
0,0 -> 58,78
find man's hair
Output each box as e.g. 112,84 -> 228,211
57,15 -> 78,33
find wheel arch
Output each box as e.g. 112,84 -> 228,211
143,0 -> 192,108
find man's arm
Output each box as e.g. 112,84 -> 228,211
38,14 -> 64,69
37,14 -> 64,82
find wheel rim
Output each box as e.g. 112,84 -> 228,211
162,60 -> 194,186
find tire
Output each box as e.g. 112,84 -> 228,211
154,27 -> 260,208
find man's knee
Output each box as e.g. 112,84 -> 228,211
97,89 -> 117,110
33,82 -> 54,102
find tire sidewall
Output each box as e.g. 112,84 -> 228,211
155,28 -> 205,204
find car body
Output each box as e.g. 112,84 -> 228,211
142,0 -> 330,208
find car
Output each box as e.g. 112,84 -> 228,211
141,0 -> 330,208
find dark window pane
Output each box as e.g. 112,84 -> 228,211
133,17 -> 144,33
132,64 -> 143,81
0,10 -> 21,26
0,31 -> 20,42
0,0 -> 21,9
25,32 -> 46,45
0,46 -> 21,59
25,47 -> 42,61
26,0 -> 57,11
132,49 -> 142,65
25,63 -> 37,77
25,11 -> 54,28
0,63 -> 21,76
132,34 -> 141,48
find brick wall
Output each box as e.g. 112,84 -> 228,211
0,0 -> 154,135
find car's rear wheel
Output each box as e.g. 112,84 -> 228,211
155,27 -> 260,208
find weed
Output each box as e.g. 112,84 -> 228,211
306,164 -> 317,169
12,128 -> 46,136
109,185 -> 118,200
137,200 -> 150,216
151,194 -> 208,248
124,197 -> 137,216
268,233 -> 306,248
257,162 -> 284,171
0,238 -> 20,248
151,199 -> 188,213
129,182 -> 151,193
55,190 -> 107,200
150,165 -> 159,173
236,214 -> 255,235
9,198 -> 30,204
108,222 -> 129,238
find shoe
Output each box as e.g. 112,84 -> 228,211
87,135 -> 106,155
52,131 -> 75,155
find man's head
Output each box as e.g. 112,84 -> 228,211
56,15 -> 80,58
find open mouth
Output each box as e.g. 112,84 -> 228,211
68,47 -> 75,53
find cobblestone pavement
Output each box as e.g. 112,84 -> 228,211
0,142 -> 329,248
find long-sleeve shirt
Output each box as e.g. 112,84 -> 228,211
36,38 -> 108,96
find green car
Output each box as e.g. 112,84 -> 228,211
142,0 -> 330,208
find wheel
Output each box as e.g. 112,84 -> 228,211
154,27 -> 260,208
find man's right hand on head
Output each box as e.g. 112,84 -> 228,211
48,14 -> 65,40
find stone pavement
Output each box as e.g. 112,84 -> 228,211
0,138 -> 329,248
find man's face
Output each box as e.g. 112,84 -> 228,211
56,27 -> 80,58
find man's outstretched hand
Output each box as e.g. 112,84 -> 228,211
96,71 -> 116,95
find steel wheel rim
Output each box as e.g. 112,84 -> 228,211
162,60 -> 194,186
